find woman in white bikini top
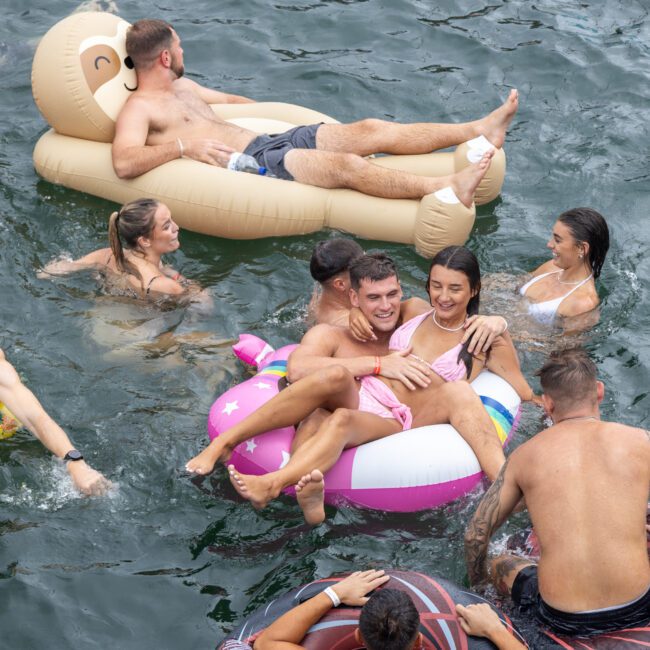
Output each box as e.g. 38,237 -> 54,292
519,207 -> 609,326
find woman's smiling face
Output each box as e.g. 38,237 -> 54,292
427,264 -> 475,321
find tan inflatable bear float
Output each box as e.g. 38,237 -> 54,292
32,12 -> 506,256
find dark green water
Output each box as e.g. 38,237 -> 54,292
1,0 -> 648,647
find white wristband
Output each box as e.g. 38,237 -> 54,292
500,316 -> 509,333
323,587 -> 341,607
177,138 -> 184,158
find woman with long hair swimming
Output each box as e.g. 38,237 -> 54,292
519,207 -> 609,327
40,198 -> 191,298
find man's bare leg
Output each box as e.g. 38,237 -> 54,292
490,554 -> 536,596
186,366 -> 359,474
410,381 -> 504,481
227,409 -> 401,509
295,469 -> 326,525
315,89 -> 518,155
284,148 -> 494,206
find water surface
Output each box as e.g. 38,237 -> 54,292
0,0 -> 648,647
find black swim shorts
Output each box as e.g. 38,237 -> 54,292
242,124 -> 321,181
512,564 -> 650,637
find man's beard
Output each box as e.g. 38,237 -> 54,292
171,54 -> 184,79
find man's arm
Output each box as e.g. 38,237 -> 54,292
286,325 -> 432,389
112,98 -> 183,179
0,351 -> 111,496
254,570 -> 389,650
287,325 -> 376,383
464,456 -> 523,586
111,97 -> 235,179
455,604 -> 526,650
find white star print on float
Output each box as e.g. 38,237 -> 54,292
245,439 -> 257,454
253,382 -> 271,390
222,401 -> 239,416
279,450 -> 290,469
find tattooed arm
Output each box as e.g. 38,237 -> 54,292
464,457 -> 523,586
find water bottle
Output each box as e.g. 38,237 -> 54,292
227,152 -> 272,176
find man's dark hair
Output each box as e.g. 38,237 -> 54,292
359,588 -> 420,650
310,238 -> 364,284
349,253 -> 398,291
536,347 -> 598,407
126,19 -> 174,70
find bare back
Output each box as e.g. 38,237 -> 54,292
511,420 -> 650,610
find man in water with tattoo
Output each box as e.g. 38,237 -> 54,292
464,348 -> 650,637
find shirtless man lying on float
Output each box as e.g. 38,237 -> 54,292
187,252 -> 535,524
113,19 -> 519,207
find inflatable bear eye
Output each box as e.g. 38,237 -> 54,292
81,44 -> 120,94
124,56 -> 134,70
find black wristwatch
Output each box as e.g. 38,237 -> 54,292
63,449 -> 84,462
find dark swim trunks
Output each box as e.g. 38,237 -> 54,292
512,564 -> 650,637
242,124 -> 321,180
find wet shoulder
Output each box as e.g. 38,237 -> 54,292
530,259 -> 559,277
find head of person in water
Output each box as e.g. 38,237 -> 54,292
551,208 -> 609,279
310,237 -> 364,296
349,253 -> 402,335
426,245 -> 481,376
536,347 -> 604,421
356,588 -> 421,650
126,19 -> 184,78
108,198 -> 180,277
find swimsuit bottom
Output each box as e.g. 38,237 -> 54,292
242,124 -> 321,180
512,564 -> 650,637
357,376 -> 413,430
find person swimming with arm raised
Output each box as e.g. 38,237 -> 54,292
39,198 -> 199,300
0,348 -> 111,496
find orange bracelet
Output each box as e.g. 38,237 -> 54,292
373,356 -> 381,375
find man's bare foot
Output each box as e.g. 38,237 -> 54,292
295,470 -> 326,525
449,149 -> 494,208
185,438 -> 234,475
228,464 -> 280,509
478,89 -> 519,149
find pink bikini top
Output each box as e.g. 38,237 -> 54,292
389,310 -> 466,382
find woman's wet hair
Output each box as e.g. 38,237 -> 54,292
557,207 -> 609,279
126,19 -> 174,70
310,238 -> 364,284
349,253 -> 399,291
359,588 -> 420,650
108,198 -> 160,281
427,245 -> 481,377
536,347 -> 598,408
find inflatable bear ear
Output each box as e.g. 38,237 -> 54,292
32,12 -> 136,143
